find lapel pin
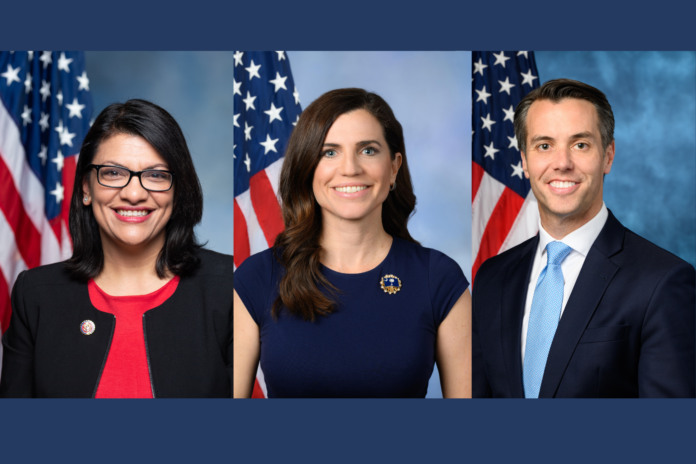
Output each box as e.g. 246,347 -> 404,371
380,274 -> 402,295
80,320 -> 95,335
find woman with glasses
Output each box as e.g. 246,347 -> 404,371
0,99 -> 233,398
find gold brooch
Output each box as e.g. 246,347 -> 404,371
380,274 -> 402,294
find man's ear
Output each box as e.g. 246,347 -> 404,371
521,152 -> 530,179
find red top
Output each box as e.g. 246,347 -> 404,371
88,276 -> 180,398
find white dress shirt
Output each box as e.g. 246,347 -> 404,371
521,203 -> 609,365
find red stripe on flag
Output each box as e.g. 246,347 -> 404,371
472,187 -> 525,283
0,268 -> 11,333
251,378 -> 266,398
233,199 -> 251,268
62,155 -> 77,246
0,154 -> 41,269
249,170 -> 284,247
472,161 -> 485,202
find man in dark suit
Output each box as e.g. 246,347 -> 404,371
473,78 -> 695,398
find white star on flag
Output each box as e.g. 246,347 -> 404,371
503,105 -> 515,122
259,134 -> 279,154
511,161 -> 524,179
24,72 -> 32,93
499,76 -> 516,95
474,58 -> 488,76
269,72 -> 288,92
51,150 -> 64,171
40,51 -> 52,69
484,141 -> 500,159
1,64 -> 21,85
481,113 -> 496,132
507,135 -> 519,151
243,91 -> 257,110
21,105 -> 31,126
476,85 -> 492,104
50,182 -> 64,203
245,60 -> 261,80
521,69 -> 538,87
493,52 -> 511,68
233,79 -> 242,96
276,51 -> 286,60
66,98 -> 85,118
76,71 -> 90,91
244,121 -> 253,140
233,51 -> 244,66
57,52 -> 73,72
264,103 -> 283,123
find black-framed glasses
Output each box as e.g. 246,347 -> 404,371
88,164 -> 175,192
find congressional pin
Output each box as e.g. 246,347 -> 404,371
80,320 -> 95,335
380,274 -> 402,295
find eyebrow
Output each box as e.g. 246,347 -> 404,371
529,132 -> 597,145
101,160 -> 169,170
322,140 -> 383,148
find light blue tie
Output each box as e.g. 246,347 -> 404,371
523,241 -> 573,398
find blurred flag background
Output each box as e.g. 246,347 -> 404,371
0,51 -> 93,373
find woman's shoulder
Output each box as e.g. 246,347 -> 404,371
234,247 -> 281,277
193,248 -> 235,277
393,238 -> 468,284
15,261 -> 77,292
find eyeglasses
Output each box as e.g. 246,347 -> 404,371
88,164 -> 175,192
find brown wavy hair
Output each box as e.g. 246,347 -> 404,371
273,88 -> 418,321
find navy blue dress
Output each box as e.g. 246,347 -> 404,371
234,237 -> 469,398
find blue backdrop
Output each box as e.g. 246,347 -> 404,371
536,51 -> 696,267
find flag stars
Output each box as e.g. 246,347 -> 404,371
511,161 -> 524,179
498,76 -> 516,95
508,135 -> 519,151
57,52 -> 73,72
244,153 -> 251,172
493,51 -> 511,68
293,86 -> 300,105
264,103 -> 283,123
40,51 -> 52,69
76,71 -> 90,91
244,121 -> 253,141
27,51 -> 33,60
484,142 -> 500,160
292,115 -> 299,126
521,69 -> 538,87
276,51 -> 286,61
503,105 -> 515,123
233,78 -> 242,96
259,134 -> 279,154
21,105 -> 32,126
40,80 -> 51,102
245,60 -> 261,80
233,113 -> 240,128
50,182 -> 64,204
37,144 -> 47,165
56,121 -> 76,146
1,64 -> 21,86
56,90 -> 63,105
233,51 -> 244,66
242,91 -> 257,111
481,113 -> 496,132
24,72 -> 32,93
475,85 -> 492,104
473,57 -> 488,76
517,51 -> 529,59
269,72 -> 288,92
51,150 -> 64,171
66,98 -> 85,118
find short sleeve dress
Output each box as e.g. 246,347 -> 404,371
234,237 -> 469,398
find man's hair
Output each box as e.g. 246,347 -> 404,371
514,78 -> 615,154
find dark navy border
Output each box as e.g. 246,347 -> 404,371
2,1 -> 696,462
2,0 -> 696,50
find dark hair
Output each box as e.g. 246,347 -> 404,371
65,99 -> 203,281
514,78 -> 615,154
273,88 -> 418,321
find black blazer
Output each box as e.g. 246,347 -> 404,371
473,210 -> 695,398
0,249 -> 233,398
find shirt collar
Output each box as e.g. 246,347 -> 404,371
538,202 -> 609,258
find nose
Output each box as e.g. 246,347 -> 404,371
119,175 -> 149,203
339,152 -> 362,176
552,145 -> 574,171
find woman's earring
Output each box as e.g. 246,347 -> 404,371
84,196 -> 89,203
390,181 -> 396,192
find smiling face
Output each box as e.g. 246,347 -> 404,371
312,109 -> 401,225
521,98 -> 614,236
83,133 -> 174,252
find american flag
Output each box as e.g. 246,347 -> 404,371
0,51 -> 92,369
233,51 -> 301,398
472,51 -> 540,282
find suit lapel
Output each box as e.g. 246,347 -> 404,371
501,236 -> 537,398
538,210 -> 625,398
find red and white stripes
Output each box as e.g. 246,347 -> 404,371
472,161 -> 538,283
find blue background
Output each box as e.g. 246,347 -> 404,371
2,1 -> 696,462
536,51 -> 696,267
